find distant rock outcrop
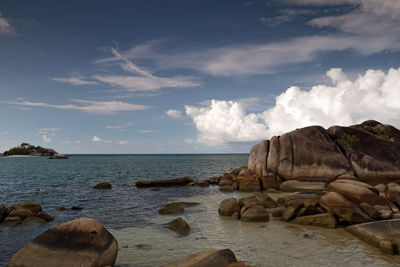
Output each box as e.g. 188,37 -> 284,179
3,143 -> 67,158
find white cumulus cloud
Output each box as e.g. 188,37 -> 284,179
165,109 -> 183,119
186,67 -> 400,145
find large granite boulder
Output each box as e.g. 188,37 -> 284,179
332,179 -> 379,194
248,140 -> 269,176
351,120 -> 400,144
8,217 -> 118,267
163,249 -> 238,267
319,192 -> 372,224
249,126 -> 353,181
0,204 -> 7,222
328,181 -> 389,207
346,219 -> 400,254
328,125 -> 400,184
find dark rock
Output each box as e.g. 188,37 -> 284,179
328,125 -> 400,184
93,182 -> 112,189
8,217 -> 118,266
346,219 -> 400,254
163,249 -> 238,267
9,207 -> 33,218
219,185 -> 234,192
151,187 -> 161,191
319,192 -> 372,224
272,207 -> 286,217
51,154 -> 69,159
71,206 -> 83,210
292,213 -> 337,228
21,216 -> 46,225
281,205 -> 303,222
240,205 -> 269,222
266,188 -> 281,193
3,216 -> 22,226
218,198 -> 240,217
56,207 -> 67,211
168,217 -> 190,236
219,179 -> 234,186
259,174 -> 281,190
254,191 -> 277,208
280,180 -> 326,192
360,203 -> 380,220
159,203 -> 184,215
230,166 -> 247,176
197,180 -> 209,187
19,201 -> 42,214
296,205 -> 322,217
37,211 -> 55,222
284,192 -> 323,208
266,126 -> 353,181
136,176 -> 194,188
0,204 -> 7,222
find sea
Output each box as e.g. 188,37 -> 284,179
1,154 -> 400,266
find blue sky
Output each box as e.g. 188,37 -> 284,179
1,0 -> 400,153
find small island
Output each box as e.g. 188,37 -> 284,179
2,143 -> 68,159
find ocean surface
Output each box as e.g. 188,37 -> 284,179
1,154 -> 400,266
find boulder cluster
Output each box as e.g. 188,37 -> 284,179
0,201 -> 54,227
218,192 -> 277,222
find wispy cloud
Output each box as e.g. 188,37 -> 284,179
260,8 -> 316,26
106,122 -> 133,129
51,76 -> 98,85
92,48 -> 201,92
164,109 -> 183,119
117,140 -> 130,145
137,130 -> 157,134
0,12 -> 15,35
38,128 -> 61,134
3,99 -> 150,114
92,136 -> 111,143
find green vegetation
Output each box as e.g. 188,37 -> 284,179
336,134 -> 360,149
374,126 -> 393,140
3,143 -> 54,156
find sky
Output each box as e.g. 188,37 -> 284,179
0,0 -> 400,154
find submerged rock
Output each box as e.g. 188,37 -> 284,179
163,249 -> 238,267
93,182 -> 112,189
8,217 -> 118,267
136,176 -> 193,188
346,219 -> 400,255
292,213 -> 337,228
168,217 -> 190,236
159,203 -> 185,215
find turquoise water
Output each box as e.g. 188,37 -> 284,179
0,154 -> 248,265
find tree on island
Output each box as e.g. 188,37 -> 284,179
3,143 -> 57,156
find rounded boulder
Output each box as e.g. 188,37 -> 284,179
8,217 -> 118,267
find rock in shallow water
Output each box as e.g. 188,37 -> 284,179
346,219 -> 400,255
136,176 -> 193,188
163,249 -> 238,267
93,182 -> 112,189
219,198 -> 240,217
292,213 -> 337,228
168,217 -> 190,236
240,205 -> 269,222
8,217 -> 118,267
